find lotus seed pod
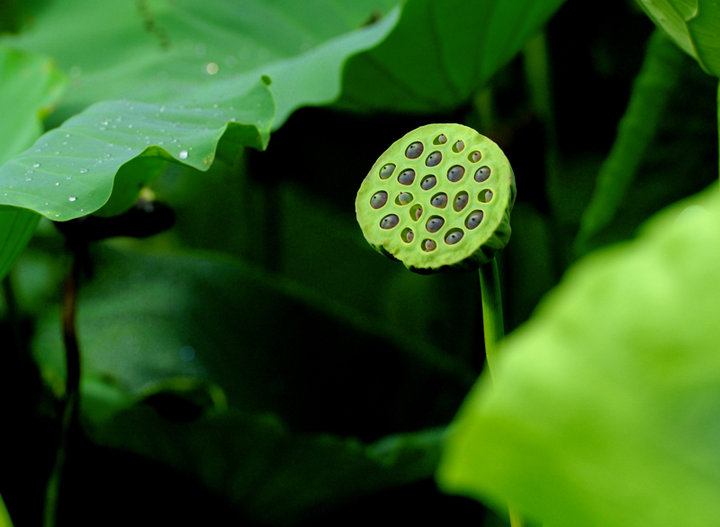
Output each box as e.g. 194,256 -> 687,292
355,123 -> 515,272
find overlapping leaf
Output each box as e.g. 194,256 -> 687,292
0,45 -> 65,279
338,0 -> 567,112
438,185 -> 720,527
0,0 -> 402,220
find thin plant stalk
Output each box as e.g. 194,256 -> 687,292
43,254 -> 82,527
478,257 -> 524,527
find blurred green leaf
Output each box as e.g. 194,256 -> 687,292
0,44 -> 64,279
3,0 -> 401,127
33,245 -> 473,437
574,30 -> 685,254
0,492 -> 12,527
95,406 -> 444,525
338,0 -> 567,112
438,185 -> 720,527
637,0 -> 720,76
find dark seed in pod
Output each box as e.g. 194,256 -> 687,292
453,140 -> 465,153
395,192 -> 413,205
445,229 -> 464,245
434,134 -> 447,145
405,141 -> 424,159
454,191 -> 469,212
474,166 -> 491,182
370,191 -> 388,209
447,165 -> 465,182
380,214 -> 399,229
479,189 -> 493,203
398,169 -> 416,185
469,151 -> 482,163
465,210 -> 484,229
380,163 -> 395,179
402,228 -> 414,243
421,175 -> 437,190
426,151 -> 442,167
426,216 -> 444,233
431,193 -> 448,208
422,239 -> 437,252
410,204 -> 423,221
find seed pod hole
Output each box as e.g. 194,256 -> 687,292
465,210 -> 484,229
444,229 -> 464,245
474,166 -> 491,182
479,189 -> 493,203
370,191 -> 388,209
410,204 -> 423,221
426,151 -> 442,167
395,192 -> 413,205
420,174 -> 437,190
453,191 -> 469,212
401,228 -> 414,243
434,133 -> 447,145
422,239 -> 437,252
447,165 -> 465,182
452,140 -> 465,153
380,163 -> 396,179
426,216 -> 445,233
468,151 -> 482,163
380,214 -> 399,229
405,141 -> 424,159
398,168 -> 416,185
430,192 -> 448,208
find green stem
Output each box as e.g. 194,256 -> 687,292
479,258 -> 524,527
43,254 -> 82,527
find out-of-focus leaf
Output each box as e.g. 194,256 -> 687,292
32,245 -> 473,439
0,44 -> 65,279
574,30 -> 685,254
0,492 -> 12,527
437,185 -> 720,527
637,0 -> 720,76
3,0 -> 401,127
338,0 -> 567,113
95,406 -> 443,525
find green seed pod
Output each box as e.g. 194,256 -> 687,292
355,123 -> 515,272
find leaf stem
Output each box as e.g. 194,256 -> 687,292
43,253 -> 82,527
478,258 -> 524,527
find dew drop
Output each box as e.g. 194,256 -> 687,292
79,168 -> 88,174
33,162 -> 41,168
68,196 -> 77,202
179,150 -> 189,160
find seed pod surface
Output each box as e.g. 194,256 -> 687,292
355,123 -> 516,272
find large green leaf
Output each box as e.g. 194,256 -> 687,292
0,492 -> 12,527
32,245 -> 473,437
637,0 -> 720,76
94,406 -> 443,525
437,185 -> 720,527
0,45 -> 65,279
338,0 -> 567,113
0,0 -> 402,220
